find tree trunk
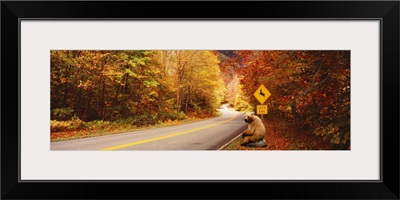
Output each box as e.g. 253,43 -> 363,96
124,73 -> 129,94
62,65 -> 71,106
63,84 -> 68,106
101,80 -> 105,118
185,86 -> 190,112
113,84 -> 121,107
84,90 -> 92,121
176,88 -> 181,110
185,96 -> 189,112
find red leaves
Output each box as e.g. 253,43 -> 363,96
237,119 -> 333,150
232,50 -> 350,149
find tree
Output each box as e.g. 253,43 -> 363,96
234,50 -> 350,149
51,50 -> 227,125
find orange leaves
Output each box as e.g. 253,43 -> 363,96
231,50 -> 350,149
235,118 -> 333,150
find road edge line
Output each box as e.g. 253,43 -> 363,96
217,131 -> 243,150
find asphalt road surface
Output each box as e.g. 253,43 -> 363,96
51,104 -> 247,150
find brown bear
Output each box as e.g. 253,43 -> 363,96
241,112 -> 267,146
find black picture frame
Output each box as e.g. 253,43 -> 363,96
2,1 -> 399,199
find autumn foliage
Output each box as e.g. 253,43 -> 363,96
51,50 -> 350,150
231,51 -> 350,149
51,50 -> 225,130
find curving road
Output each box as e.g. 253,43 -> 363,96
51,104 -> 247,150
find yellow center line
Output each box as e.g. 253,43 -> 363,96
101,113 -> 237,150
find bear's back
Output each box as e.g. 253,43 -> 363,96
251,115 -> 266,135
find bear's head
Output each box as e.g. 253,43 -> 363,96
244,112 -> 255,123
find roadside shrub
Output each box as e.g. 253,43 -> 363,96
84,120 -> 111,130
159,110 -> 187,121
50,115 -> 85,132
120,113 -> 161,126
51,108 -> 74,120
135,113 -> 157,126
178,111 -> 187,120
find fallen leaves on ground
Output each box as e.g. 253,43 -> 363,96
227,118 -> 333,150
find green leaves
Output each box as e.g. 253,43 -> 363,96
144,80 -> 159,87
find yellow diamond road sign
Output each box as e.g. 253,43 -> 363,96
253,84 -> 271,104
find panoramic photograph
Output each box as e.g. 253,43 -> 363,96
50,50 -> 350,150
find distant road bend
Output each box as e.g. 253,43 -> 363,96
51,104 -> 247,150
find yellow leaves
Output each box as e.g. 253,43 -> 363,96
128,60 -> 137,67
77,80 -> 93,89
103,69 -> 124,79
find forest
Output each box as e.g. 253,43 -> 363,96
51,50 -> 350,150
225,51 -> 350,149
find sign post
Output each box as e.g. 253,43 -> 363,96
253,84 -> 271,121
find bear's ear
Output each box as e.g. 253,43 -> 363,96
250,112 -> 255,115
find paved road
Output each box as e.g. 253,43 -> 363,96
51,104 -> 247,150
